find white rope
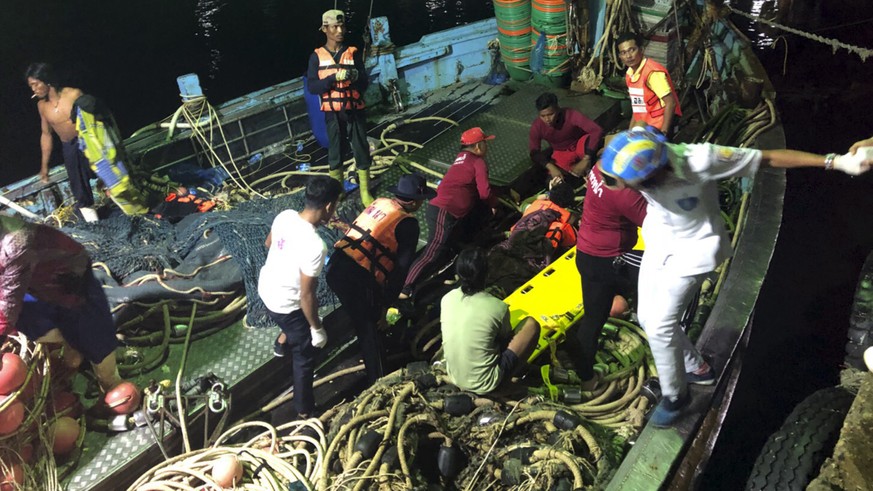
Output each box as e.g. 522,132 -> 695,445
727,6 -> 873,61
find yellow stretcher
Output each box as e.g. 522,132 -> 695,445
504,230 -> 644,363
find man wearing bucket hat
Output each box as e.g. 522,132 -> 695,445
598,127 -> 872,427
307,9 -> 374,206
327,174 -> 435,383
399,127 -> 500,302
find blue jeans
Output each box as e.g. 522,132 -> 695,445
268,308 -> 318,416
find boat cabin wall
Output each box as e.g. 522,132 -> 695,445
366,19 -> 498,106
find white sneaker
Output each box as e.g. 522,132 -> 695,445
80,207 -> 99,223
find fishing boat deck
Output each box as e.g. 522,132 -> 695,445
64,80 -> 623,491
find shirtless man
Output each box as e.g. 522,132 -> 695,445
25,63 -> 97,222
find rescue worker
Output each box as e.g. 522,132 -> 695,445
399,127 -> 499,301
258,176 -> 343,421
566,160 -> 648,390
599,127 -> 871,427
440,247 -> 541,395
326,174 -> 435,383
307,9 -> 374,206
529,92 -> 604,182
616,32 -> 682,136
25,63 -> 98,222
0,214 -> 130,396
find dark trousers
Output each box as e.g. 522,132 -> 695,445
325,110 -> 371,171
18,269 -> 117,364
401,204 -> 459,296
326,253 -> 385,384
268,308 -> 318,416
61,139 -> 95,208
567,250 -> 640,379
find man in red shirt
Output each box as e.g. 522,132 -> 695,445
529,92 -> 604,182
566,162 -> 647,389
0,214 -> 128,396
399,127 -> 498,300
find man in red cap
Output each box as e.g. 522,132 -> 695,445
399,128 -> 499,301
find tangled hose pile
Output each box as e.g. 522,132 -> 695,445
313,317 -> 654,490
128,419 -> 326,490
0,334 -> 87,491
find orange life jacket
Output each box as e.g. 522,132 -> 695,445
334,198 -> 410,285
626,58 -> 682,131
512,198 -> 576,250
315,46 -> 365,112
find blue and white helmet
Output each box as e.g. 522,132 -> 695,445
600,127 -> 668,185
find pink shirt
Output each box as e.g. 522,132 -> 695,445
576,165 -> 648,257
430,151 -> 497,218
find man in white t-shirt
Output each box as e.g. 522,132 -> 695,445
257,175 -> 343,419
598,127 -> 871,427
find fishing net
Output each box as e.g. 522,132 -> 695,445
61,192 -> 348,330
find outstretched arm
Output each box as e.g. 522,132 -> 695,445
762,149 -> 870,176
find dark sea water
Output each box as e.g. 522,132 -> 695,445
0,0 -> 494,186
1,0 -> 872,487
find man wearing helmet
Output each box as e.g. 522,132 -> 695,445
598,127 -> 872,426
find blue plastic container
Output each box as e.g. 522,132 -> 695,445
303,74 -> 329,149
177,73 -> 203,100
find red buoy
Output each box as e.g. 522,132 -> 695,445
0,398 -> 24,436
104,381 -> 141,415
51,391 -> 82,418
0,462 -> 23,491
0,354 -> 27,395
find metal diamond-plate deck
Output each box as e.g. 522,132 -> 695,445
64,323 -> 278,491
400,84 -> 622,186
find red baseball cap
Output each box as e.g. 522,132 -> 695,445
460,127 -> 496,146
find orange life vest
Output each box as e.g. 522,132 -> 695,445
334,198 -> 410,285
512,198 -> 576,250
626,58 -> 682,131
315,46 -> 365,112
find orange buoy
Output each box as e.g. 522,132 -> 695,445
211,454 -> 244,488
0,398 -> 24,436
104,382 -> 141,415
610,295 -> 630,318
0,462 -> 23,491
0,354 -> 27,395
50,416 -> 81,455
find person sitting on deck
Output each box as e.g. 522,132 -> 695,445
326,174 -> 435,384
258,176 -> 343,422
599,127 -> 871,427
440,247 -> 540,395
398,127 -> 499,301
0,214 -> 134,402
529,92 -> 604,183
617,32 -> 682,137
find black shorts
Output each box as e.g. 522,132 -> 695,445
17,270 -> 117,364
497,349 -> 519,377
